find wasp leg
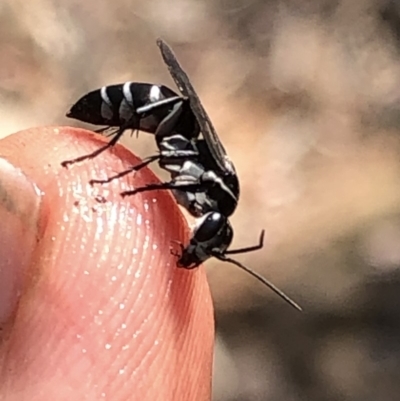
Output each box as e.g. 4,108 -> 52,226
89,155 -> 161,185
121,180 -> 199,197
61,126 -> 125,167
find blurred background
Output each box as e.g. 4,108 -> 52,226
2,0 -> 400,399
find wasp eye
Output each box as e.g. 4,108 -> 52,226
194,212 -> 226,242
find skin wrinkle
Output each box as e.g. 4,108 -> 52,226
0,127 -> 214,401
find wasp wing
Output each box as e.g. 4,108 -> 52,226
156,38 -> 236,175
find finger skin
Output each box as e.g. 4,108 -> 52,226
0,127 -> 214,401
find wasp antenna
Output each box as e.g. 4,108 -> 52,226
217,255 -> 302,312
224,229 -> 266,255
259,229 -> 265,247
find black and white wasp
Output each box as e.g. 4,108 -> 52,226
62,39 -> 302,311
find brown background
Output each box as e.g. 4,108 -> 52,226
2,1 -> 400,400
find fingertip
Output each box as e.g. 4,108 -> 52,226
0,126 -> 214,400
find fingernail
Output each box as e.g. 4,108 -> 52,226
0,158 -> 41,324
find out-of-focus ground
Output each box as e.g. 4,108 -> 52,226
2,0 -> 400,399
